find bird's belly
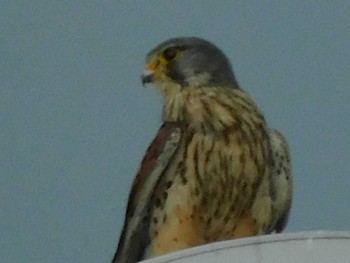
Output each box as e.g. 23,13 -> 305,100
148,131 -> 267,257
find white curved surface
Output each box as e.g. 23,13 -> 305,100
142,231 -> 350,263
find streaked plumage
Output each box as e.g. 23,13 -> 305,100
112,37 -> 292,263
268,129 -> 292,233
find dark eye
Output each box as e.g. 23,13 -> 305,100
163,47 -> 179,61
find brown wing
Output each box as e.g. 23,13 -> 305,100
112,122 -> 182,263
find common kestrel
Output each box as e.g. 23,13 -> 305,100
112,37 -> 292,263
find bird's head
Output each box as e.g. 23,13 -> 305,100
141,37 -> 238,89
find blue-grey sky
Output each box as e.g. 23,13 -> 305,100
1,1 -> 349,262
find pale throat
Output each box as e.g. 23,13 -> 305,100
159,84 -> 238,132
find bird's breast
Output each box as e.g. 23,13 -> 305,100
148,117 -> 270,256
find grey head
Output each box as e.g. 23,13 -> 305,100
142,37 -> 238,88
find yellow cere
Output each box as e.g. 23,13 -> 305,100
147,63 -> 156,71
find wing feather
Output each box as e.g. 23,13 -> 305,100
112,122 -> 182,263
268,129 -> 292,233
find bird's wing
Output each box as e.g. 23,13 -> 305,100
268,129 -> 292,233
112,122 -> 182,263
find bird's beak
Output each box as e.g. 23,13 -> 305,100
141,70 -> 154,87
141,64 -> 156,87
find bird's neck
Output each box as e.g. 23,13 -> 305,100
161,85 -> 264,133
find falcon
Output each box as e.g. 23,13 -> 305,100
112,37 -> 292,263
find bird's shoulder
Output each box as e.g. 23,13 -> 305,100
113,122 -> 182,263
127,122 -> 183,219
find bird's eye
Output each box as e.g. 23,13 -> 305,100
162,47 -> 179,61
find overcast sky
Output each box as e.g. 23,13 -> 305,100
1,1 -> 350,262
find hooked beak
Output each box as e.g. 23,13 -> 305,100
142,63 -> 156,87
141,69 -> 154,87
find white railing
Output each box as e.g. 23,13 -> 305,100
142,231 -> 350,263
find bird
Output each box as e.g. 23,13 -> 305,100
112,37 -> 292,263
